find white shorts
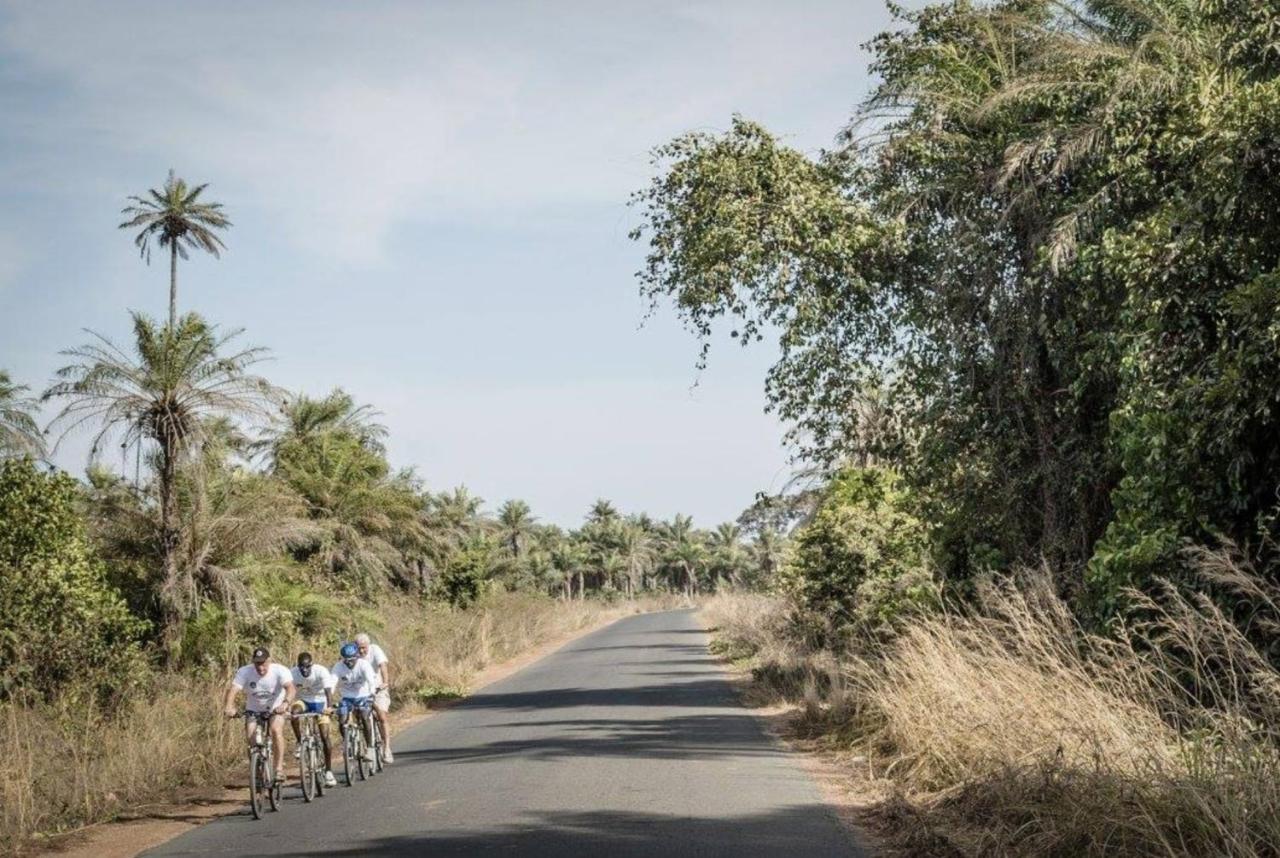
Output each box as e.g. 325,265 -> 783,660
374,688 -> 391,711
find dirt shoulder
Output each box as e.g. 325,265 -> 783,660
38,609 -> 633,858
698,612 -> 890,857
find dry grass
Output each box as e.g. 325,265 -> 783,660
703,553 -> 1280,857
0,591 -> 676,856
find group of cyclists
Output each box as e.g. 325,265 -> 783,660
223,632 -> 394,793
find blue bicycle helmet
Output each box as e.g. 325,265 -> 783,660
340,642 -> 359,659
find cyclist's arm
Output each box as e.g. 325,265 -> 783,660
279,679 -> 297,713
378,660 -> 390,690
223,681 -> 241,717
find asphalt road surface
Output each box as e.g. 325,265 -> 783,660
145,609 -> 864,857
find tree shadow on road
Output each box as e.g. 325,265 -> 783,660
397,710 -> 784,764
270,805 -> 865,857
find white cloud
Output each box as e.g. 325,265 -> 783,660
0,0 -> 878,264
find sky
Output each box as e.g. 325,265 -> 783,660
0,1 -> 895,527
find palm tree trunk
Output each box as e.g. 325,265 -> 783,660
169,242 -> 178,331
158,435 -> 182,662
575,570 -> 584,601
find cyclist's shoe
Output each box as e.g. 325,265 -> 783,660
324,771 -> 338,788
383,748 -> 394,764
294,747 -> 302,759
361,747 -> 375,763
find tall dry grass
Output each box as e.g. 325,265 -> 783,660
703,551 -> 1280,857
0,591 -> 668,855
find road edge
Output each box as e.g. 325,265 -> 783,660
695,607 -> 882,858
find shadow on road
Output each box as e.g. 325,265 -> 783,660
398,710 -> 783,764
269,805 -> 859,857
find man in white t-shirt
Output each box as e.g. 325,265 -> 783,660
331,642 -> 378,762
355,632 -> 393,763
289,651 -> 338,788
223,646 -> 295,784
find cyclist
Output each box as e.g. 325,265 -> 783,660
223,646 -> 295,787
290,652 -> 338,788
331,642 -> 378,762
355,632 -> 393,763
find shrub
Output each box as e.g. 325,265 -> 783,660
0,459 -> 146,700
780,467 -> 935,636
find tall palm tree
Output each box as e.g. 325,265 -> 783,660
496,499 -> 537,561
45,312 -> 276,654
661,513 -> 703,596
120,170 -> 231,330
0,370 -> 44,458
617,523 -> 656,597
587,498 -> 619,525
551,541 -> 586,601
709,522 -> 748,590
751,527 -> 786,586
600,553 -> 626,594
257,388 -> 388,463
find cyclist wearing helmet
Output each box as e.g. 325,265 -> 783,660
223,646 -> 295,786
331,642 -> 378,762
355,632 -> 393,764
290,652 -> 338,788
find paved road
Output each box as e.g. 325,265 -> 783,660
145,609 -> 863,857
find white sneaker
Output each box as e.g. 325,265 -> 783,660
323,771 -> 337,788
382,748 -> 394,764
294,747 -> 302,759
362,748 -> 375,763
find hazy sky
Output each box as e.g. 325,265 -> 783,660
0,1 -> 894,527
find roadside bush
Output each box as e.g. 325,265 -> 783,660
0,459 -> 146,700
780,467 -> 935,637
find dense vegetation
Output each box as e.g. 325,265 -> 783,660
635,1 -> 1280,854
632,0 -> 1280,621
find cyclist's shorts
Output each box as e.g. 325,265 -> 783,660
299,700 -> 326,715
374,688 -> 391,711
338,696 -> 372,719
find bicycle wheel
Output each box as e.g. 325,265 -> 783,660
356,728 -> 369,781
372,723 -> 384,774
249,750 -> 264,820
265,738 -> 281,812
300,733 -> 315,802
342,724 -> 355,786
312,741 -> 326,797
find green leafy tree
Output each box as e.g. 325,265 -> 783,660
120,170 -> 231,330
0,458 -> 145,699
782,468 -> 935,633
632,0 -> 1280,615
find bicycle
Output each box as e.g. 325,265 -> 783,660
337,700 -> 376,786
292,711 -> 327,802
234,711 -> 282,819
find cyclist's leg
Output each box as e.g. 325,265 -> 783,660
318,713 -> 334,771
374,688 -> 391,752
243,713 -> 259,749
